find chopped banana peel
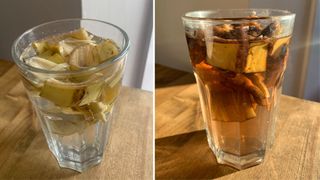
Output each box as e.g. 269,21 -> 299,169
32,41 -> 48,54
101,80 -> 121,104
211,90 -> 257,122
40,79 -> 86,107
226,74 -> 268,106
96,39 -> 120,62
248,73 -> 270,98
69,44 -> 100,68
245,42 -> 268,73
27,57 -> 58,69
21,28 -> 123,136
39,50 -> 65,64
69,72 -> 104,83
109,70 -> 123,88
88,102 -> 110,122
195,62 -> 232,92
207,40 -> 268,73
68,28 -> 91,40
40,79 -> 104,107
79,82 -> 103,106
270,36 -> 291,57
207,41 -> 238,72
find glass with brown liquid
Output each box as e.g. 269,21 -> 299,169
182,9 -> 295,169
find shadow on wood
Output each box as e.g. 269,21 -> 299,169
156,130 -> 237,179
155,64 -> 195,88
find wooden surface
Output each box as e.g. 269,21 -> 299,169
155,64 -> 320,179
0,60 -> 153,179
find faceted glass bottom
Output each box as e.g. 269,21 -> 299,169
34,105 -> 112,172
206,132 -> 265,170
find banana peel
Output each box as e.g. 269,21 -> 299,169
207,40 -> 268,73
68,28 -> 91,40
26,57 -> 58,69
68,44 -> 100,68
40,79 -> 103,107
211,90 -> 257,122
270,36 -> 291,57
40,79 -> 85,107
101,80 -> 121,104
96,39 -> 120,62
88,101 -> 111,122
79,82 -> 103,106
38,50 -> 65,64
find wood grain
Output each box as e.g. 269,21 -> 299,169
155,64 -> 320,179
156,131 -> 236,179
0,60 -> 153,179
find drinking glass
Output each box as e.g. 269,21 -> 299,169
12,19 -> 130,172
182,9 -> 295,169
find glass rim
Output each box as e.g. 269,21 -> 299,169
12,18 -> 130,75
182,9 -> 295,22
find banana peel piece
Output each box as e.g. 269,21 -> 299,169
207,41 -> 238,72
68,44 -> 100,68
211,90 -> 256,122
68,28 -> 91,40
58,38 -> 95,56
40,79 -> 85,107
101,80 -> 121,104
96,39 -> 120,62
38,50 -> 65,64
79,82 -> 103,106
88,102 -> 111,122
244,42 -> 268,73
207,40 -> 268,73
26,57 -> 58,69
32,41 -> 48,54
40,79 -> 104,107
270,36 -> 291,57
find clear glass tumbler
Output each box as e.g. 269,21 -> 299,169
182,9 -> 295,169
12,19 -> 130,172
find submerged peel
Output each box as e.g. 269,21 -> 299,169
207,40 -> 268,73
40,79 -> 85,107
40,79 -> 104,107
68,44 -> 100,68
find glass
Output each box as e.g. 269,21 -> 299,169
12,19 -> 130,172
182,9 -> 295,169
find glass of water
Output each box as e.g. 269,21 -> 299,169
12,19 -> 130,172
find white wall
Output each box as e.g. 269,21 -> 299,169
82,0 -> 153,90
304,0 -> 320,101
142,30 -> 154,91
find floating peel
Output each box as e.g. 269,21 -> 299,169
96,39 -> 120,62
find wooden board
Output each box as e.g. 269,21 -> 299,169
0,60 -> 153,179
155,64 -> 320,179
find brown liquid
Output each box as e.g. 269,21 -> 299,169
186,29 -> 290,156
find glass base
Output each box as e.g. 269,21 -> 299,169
50,147 -> 103,172
208,141 -> 265,170
32,100 -> 112,173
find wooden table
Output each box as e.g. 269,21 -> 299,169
0,60 -> 153,179
155,64 -> 320,179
